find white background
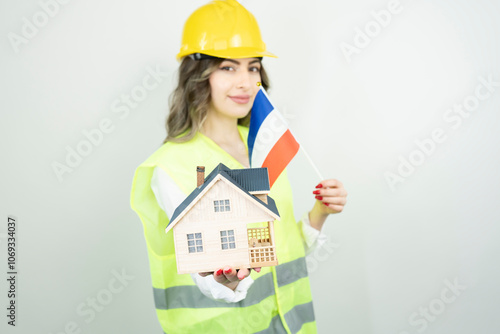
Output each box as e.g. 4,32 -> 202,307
1,0 -> 499,333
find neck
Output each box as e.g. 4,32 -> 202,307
201,110 -> 249,168
201,111 -> 241,145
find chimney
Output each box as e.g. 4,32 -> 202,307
196,166 -> 205,187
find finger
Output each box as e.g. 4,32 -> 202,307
198,272 -> 213,277
237,268 -> 251,280
320,196 -> 347,206
322,202 -> 345,212
315,179 -> 343,189
222,266 -> 239,282
213,268 -> 229,284
313,188 -> 347,198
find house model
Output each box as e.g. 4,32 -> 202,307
165,163 -> 280,274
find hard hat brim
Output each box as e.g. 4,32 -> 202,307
177,48 -> 278,61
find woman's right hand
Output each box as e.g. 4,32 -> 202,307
199,266 -> 261,291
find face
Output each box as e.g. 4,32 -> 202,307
208,58 -> 262,120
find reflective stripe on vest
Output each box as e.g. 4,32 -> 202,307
153,257 -> 308,310
255,302 -> 315,334
162,302 -> 315,334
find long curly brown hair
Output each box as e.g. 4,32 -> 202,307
163,56 -> 270,143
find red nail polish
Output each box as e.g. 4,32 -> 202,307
316,184 -> 323,188
323,202 -> 329,207
315,196 -> 323,200
313,190 -> 320,195
216,269 -> 223,276
224,268 -> 232,274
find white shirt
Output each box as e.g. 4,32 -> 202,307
151,166 -> 327,303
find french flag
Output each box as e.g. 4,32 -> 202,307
248,86 -> 300,187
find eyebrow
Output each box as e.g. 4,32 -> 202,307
223,59 -> 261,65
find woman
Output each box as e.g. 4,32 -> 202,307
131,1 -> 347,333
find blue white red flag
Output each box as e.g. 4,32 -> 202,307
248,85 -> 300,187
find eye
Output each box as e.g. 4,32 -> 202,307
220,66 -> 235,71
249,66 -> 261,73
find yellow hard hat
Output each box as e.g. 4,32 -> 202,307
177,0 -> 277,60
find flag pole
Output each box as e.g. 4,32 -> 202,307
299,145 -> 324,182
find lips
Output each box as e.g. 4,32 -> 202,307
229,95 -> 251,104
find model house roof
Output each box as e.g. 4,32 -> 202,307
166,163 -> 280,233
225,167 -> 270,193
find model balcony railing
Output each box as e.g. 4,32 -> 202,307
247,227 -> 271,245
249,245 -> 277,266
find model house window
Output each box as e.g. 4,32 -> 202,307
220,230 -> 236,250
214,199 -> 231,212
187,233 -> 203,253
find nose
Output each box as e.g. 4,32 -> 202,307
236,69 -> 251,90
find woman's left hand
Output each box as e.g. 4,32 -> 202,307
309,179 -> 347,231
312,179 -> 348,214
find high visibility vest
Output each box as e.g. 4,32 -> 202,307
130,126 -> 317,333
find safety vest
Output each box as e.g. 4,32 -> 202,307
130,126 -> 317,333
